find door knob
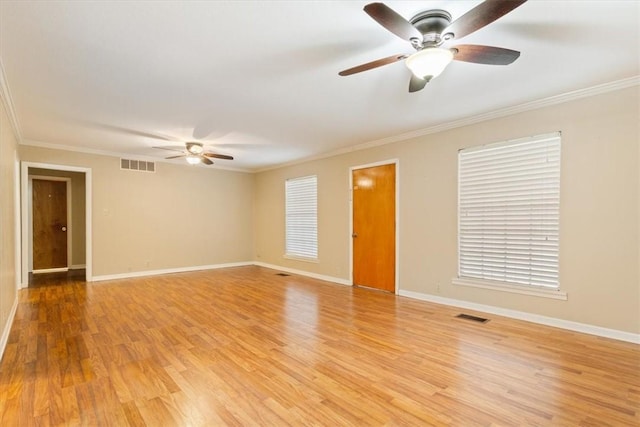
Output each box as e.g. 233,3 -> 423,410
61,226 -> 67,232
352,233 -> 358,238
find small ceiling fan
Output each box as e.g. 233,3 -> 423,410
153,142 -> 233,165
339,0 -> 527,92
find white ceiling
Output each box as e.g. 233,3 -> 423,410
1,1 -> 638,171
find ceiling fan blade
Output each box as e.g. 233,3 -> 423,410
192,124 -> 219,140
201,156 -> 214,165
364,3 -> 422,41
82,122 -> 177,142
203,152 -> 234,160
165,155 -> 186,159
453,44 -> 520,65
443,0 -> 527,40
154,145 -> 187,153
409,74 -> 429,93
339,53 -> 408,76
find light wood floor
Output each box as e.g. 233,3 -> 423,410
1,266 -> 638,426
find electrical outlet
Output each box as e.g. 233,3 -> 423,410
436,283 -> 441,293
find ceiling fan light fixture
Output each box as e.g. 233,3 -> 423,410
186,155 -> 201,165
405,47 -> 454,80
186,142 -> 204,155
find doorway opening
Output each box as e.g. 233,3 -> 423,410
20,162 -> 92,286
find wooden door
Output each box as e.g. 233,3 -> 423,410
352,163 -> 396,292
33,179 -> 68,270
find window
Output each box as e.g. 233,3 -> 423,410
285,175 -> 318,260
457,133 -> 561,290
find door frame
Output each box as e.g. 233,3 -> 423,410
29,175 -> 72,273
21,162 -> 92,287
349,159 -> 399,294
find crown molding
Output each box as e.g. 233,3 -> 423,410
9,73 -> 639,175
0,58 -> 23,142
255,76 -> 640,173
20,139 -> 253,173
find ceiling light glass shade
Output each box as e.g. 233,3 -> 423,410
186,155 -> 201,165
188,143 -> 204,154
405,48 -> 454,80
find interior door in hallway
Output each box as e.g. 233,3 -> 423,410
352,163 -> 396,292
33,179 -> 68,270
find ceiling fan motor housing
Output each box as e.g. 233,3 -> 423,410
410,9 -> 452,47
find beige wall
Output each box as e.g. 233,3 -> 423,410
29,168 -> 86,267
5,86 -> 639,337
20,146 -> 254,277
254,86 -> 640,334
0,98 -> 19,344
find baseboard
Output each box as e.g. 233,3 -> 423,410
33,267 -> 68,274
253,261 -> 351,286
0,296 -> 19,361
91,261 -> 254,282
70,264 -> 86,270
86,263 -> 639,343
399,290 -> 640,344
91,261 -> 351,287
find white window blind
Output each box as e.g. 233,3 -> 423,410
285,175 -> 318,260
458,134 -> 561,289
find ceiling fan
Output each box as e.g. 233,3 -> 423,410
153,142 -> 234,165
339,0 -> 527,92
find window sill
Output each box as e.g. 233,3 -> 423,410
452,277 -> 567,300
283,254 -> 319,264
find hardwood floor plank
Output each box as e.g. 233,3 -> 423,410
1,266 -> 638,425
121,400 -> 146,427
158,391 -> 207,426
59,385 -> 81,426
47,374 -> 66,426
135,396 -> 179,427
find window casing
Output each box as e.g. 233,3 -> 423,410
285,175 -> 318,260
457,133 -> 561,289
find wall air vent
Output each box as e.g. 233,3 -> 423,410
120,159 -> 156,173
